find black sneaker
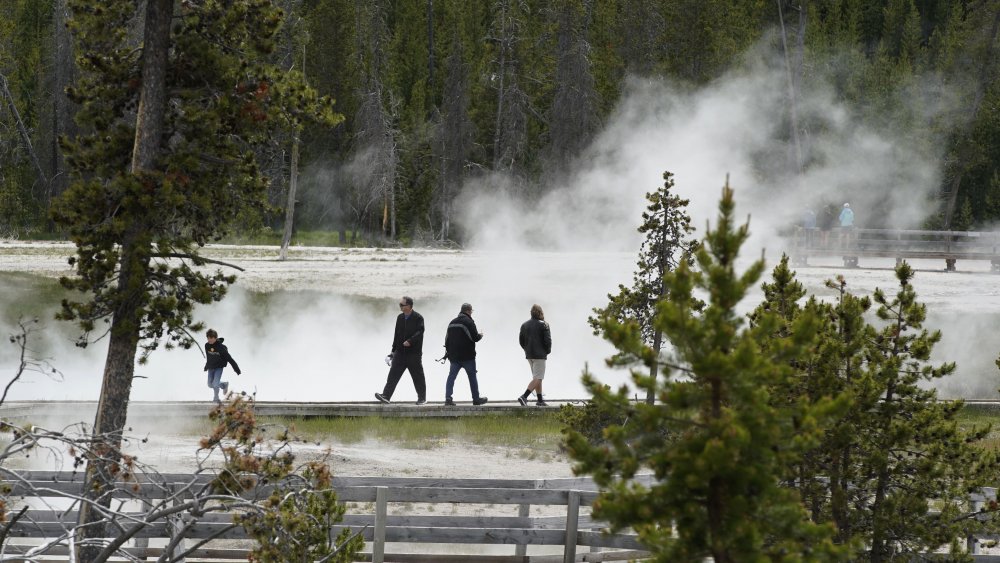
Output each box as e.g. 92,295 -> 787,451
472,397 -> 489,406
517,396 -> 528,406
444,399 -> 456,406
415,398 -> 427,405
535,399 -> 548,406
375,393 -> 390,404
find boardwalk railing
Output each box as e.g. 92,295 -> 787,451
786,227 -> 1000,271
1,471 -> 652,562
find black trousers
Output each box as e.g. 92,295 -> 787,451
382,352 -> 426,401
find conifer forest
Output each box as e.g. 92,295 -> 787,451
3,0 -> 1000,243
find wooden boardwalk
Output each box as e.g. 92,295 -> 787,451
0,400 -> 568,421
1,471 -> 652,562
786,228 -> 1000,271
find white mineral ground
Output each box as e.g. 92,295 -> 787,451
3,240 -> 1000,556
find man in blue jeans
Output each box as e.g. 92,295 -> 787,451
444,303 -> 487,406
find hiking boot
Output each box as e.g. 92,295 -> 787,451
535,399 -> 548,406
444,399 -> 456,406
472,397 -> 488,406
375,392 -> 390,404
415,398 -> 427,405
517,396 -> 528,406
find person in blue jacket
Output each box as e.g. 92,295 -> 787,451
443,303 -> 487,406
839,202 -> 855,227
204,328 -> 241,404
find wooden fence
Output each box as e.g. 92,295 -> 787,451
0,471 -> 651,562
786,228 -> 1000,271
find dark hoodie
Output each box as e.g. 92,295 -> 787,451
204,338 -> 241,373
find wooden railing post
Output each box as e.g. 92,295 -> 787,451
563,490 -> 579,563
515,503 -> 530,557
374,486 -> 387,563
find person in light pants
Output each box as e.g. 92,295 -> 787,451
517,304 -> 551,407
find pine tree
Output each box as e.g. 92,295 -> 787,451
589,171 -> 697,404
53,2 -> 339,559
862,262 -> 998,561
568,180 -> 846,561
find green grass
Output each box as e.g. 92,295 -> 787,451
218,229 -> 368,247
253,413 -> 567,451
956,404 -> 1000,449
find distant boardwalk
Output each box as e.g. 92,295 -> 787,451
787,228 -> 1000,271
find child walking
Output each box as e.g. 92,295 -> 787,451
204,328 -> 241,403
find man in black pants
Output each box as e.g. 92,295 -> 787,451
375,296 -> 427,405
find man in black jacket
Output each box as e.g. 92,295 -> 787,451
204,328 -> 241,404
517,304 -> 552,406
375,296 -> 427,405
444,303 -> 487,406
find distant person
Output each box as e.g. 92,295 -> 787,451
375,296 -> 427,405
204,328 -> 240,404
839,202 -> 854,227
517,304 -> 552,407
819,203 -> 836,247
802,208 -> 816,229
444,303 -> 488,406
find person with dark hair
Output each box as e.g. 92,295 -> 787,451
444,303 -> 487,406
517,304 -> 552,406
204,328 -> 241,404
375,296 -> 427,405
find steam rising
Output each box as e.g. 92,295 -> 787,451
2,55 -> 996,403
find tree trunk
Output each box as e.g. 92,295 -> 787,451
51,0 -> 74,203
76,1 -> 172,560
646,329 -> 662,404
0,72 -> 48,185
777,0 -> 804,176
279,134 -> 300,260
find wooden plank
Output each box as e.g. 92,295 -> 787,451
564,491 -> 580,563
374,486 -> 387,563
516,503 -> 530,557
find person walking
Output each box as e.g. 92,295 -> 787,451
517,304 -> 551,406
839,202 -> 854,227
375,296 -> 427,405
444,303 -> 488,406
204,328 -> 240,404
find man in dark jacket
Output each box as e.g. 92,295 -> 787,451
375,296 -> 427,404
204,328 -> 241,404
444,303 -> 487,406
517,304 -> 552,406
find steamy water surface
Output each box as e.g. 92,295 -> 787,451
1,243 -> 999,403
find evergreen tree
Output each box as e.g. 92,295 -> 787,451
53,2 -> 339,559
568,181 -> 846,561
862,263 -> 998,560
589,171 -> 697,404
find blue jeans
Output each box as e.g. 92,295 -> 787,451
446,359 -> 480,401
206,368 -> 225,401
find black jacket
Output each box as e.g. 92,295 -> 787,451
204,338 -> 241,373
445,313 -> 482,361
519,318 -> 551,360
392,311 -> 425,354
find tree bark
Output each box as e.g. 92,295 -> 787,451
76,1 -> 172,560
0,72 -> 48,185
280,135 -> 300,260
777,0 -> 804,176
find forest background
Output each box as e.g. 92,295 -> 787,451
2,0 -> 999,244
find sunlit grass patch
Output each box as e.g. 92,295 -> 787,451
258,412 -> 565,450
